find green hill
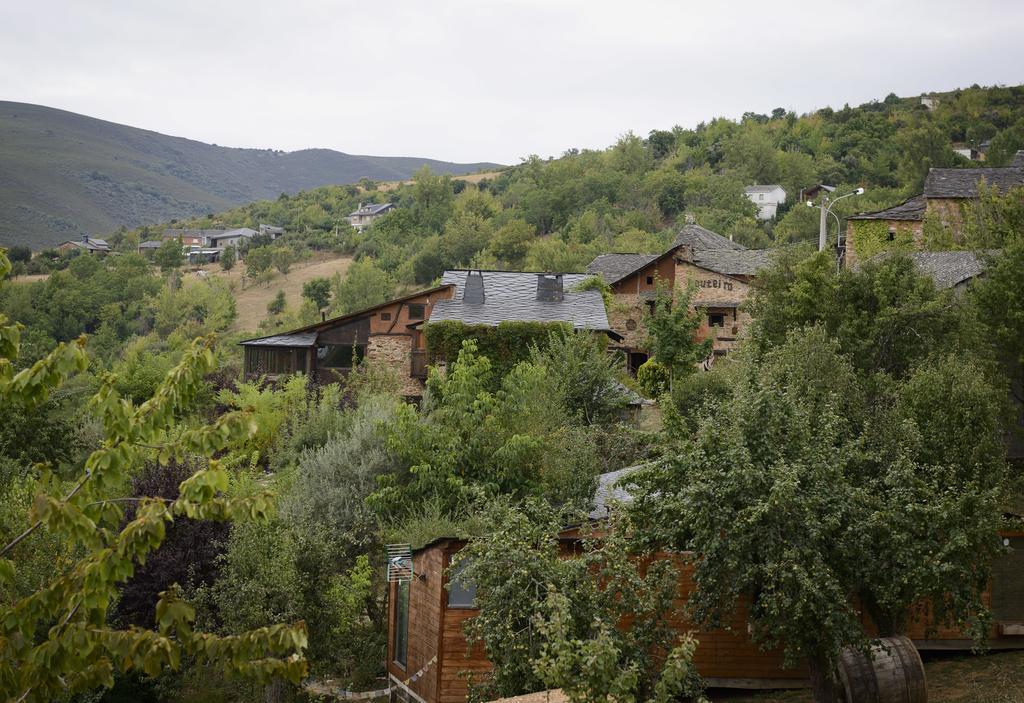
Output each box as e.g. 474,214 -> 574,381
0,102 -> 500,248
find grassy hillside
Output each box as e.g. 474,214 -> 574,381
0,101 -> 500,248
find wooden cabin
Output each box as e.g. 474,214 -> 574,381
386,470 -> 1024,703
241,285 -> 455,397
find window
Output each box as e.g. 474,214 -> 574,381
408,304 -> 426,320
759,194 -> 764,201
645,300 -> 656,316
887,228 -> 896,242
380,312 -> 392,321
645,276 -> 654,285
625,319 -> 638,331
447,557 -> 477,608
393,581 -> 409,667
317,344 -> 365,369
708,313 -> 726,328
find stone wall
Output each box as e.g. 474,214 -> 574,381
845,219 -> 924,268
926,198 -> 966,237
605,293 -> 650,351
367,333 -> 423,397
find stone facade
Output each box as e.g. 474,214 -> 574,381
674,261 -> 753,357
845,219 -> 925,268
367,334 -> 423,397
925,197 -> 966,233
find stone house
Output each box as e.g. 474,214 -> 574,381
240,269 -> 618,397
57,235 -> 110,255
845,151 -> 1024,266
347,202 -> 395,232
207,227 -> 258,250
586,224 -> 772,371
744,184 -> 787,220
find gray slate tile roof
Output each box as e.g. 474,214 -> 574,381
848,195 -> 927,221
589,464 -> 648,520
744,184 -> 785,194
585,253 -> 660,284
924,167 -> 1024,198
907,251 -> 987,289
672,224 -> 746,251
240,332 -> 319,347
349,203 -> 394,217
207,227 -> 258,242
434,270 -> 611,331
138,240 -> 162,249
692,249 -> 774,277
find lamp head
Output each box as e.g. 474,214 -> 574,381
854,187 -> 865,195
806,200 -> 814,207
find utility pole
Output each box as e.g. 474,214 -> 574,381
818,194 -> 829,252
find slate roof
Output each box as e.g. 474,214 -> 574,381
585,253 -> 660,284
432,270 -> 612,332
924,166 -> 1024,198
240,332 -> 319,347
1011,150 -> 1024,168
907,251 -> 988,289
589,464 -> 648,520
848,195 -> 927,221
691,249 -> 774,277
207,227 -> 258,242
672,223 -> 746,251
744,184 -> 786,196
349,202 -> 394,217
66,237 -> 110,252
138,240 -> 162,249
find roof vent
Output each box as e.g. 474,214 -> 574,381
463,270 -> 485,304
536,274 -> 564,302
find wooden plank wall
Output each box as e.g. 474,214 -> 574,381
388,544 -> 447,703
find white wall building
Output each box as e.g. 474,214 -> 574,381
744,185 -> 787,220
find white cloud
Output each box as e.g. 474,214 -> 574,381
1,0 -> 1022,164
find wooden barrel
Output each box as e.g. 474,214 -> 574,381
837,636 -> 926,703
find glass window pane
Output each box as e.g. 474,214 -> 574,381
394,581 -> 409,667
447,557 -> 477,608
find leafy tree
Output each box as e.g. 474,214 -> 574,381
302,277 -> 332,310
412,166 -> 455,233
154,238 -> 184,272
528,329 -> 630,424
458,499 -> 704,703
220,244 -> 236,271
630,327 -> 1009,702
488,219 -> 535,267
272,247 -> 295,276
331,259 -> 395,314
642,282 -> 712,387
0,247 -> 307,701
267,290 -> 286,316
7,246 -> 31,264
245,246 -> 274,275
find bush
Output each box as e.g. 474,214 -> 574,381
636,358 -> 670,397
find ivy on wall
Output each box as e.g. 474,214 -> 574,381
850,220 -> 916,261
424,320 -> 572,379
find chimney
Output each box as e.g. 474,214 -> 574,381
321,311 -> 327,322
536,274 -> 564,302
82,234 -> 89,243
463,271 -> 485,304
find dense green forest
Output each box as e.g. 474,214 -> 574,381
2,84 -> 1024,703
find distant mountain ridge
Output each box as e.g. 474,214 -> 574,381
0,102 -> 500,248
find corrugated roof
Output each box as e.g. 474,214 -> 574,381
239,332 -> 319,347
924,167 -> 1024,198
692,249 -> 773,277
585,253 -> 660,284
848,195 -> 927,221
672,223 -> 746,251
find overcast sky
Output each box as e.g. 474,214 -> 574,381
1,0 -> 1022,165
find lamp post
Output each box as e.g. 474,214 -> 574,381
807,187 -> 865,252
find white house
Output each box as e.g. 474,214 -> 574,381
347,202 -> 395,232
744,185 -> 787,220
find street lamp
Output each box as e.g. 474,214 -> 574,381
806,187 -> 865,253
